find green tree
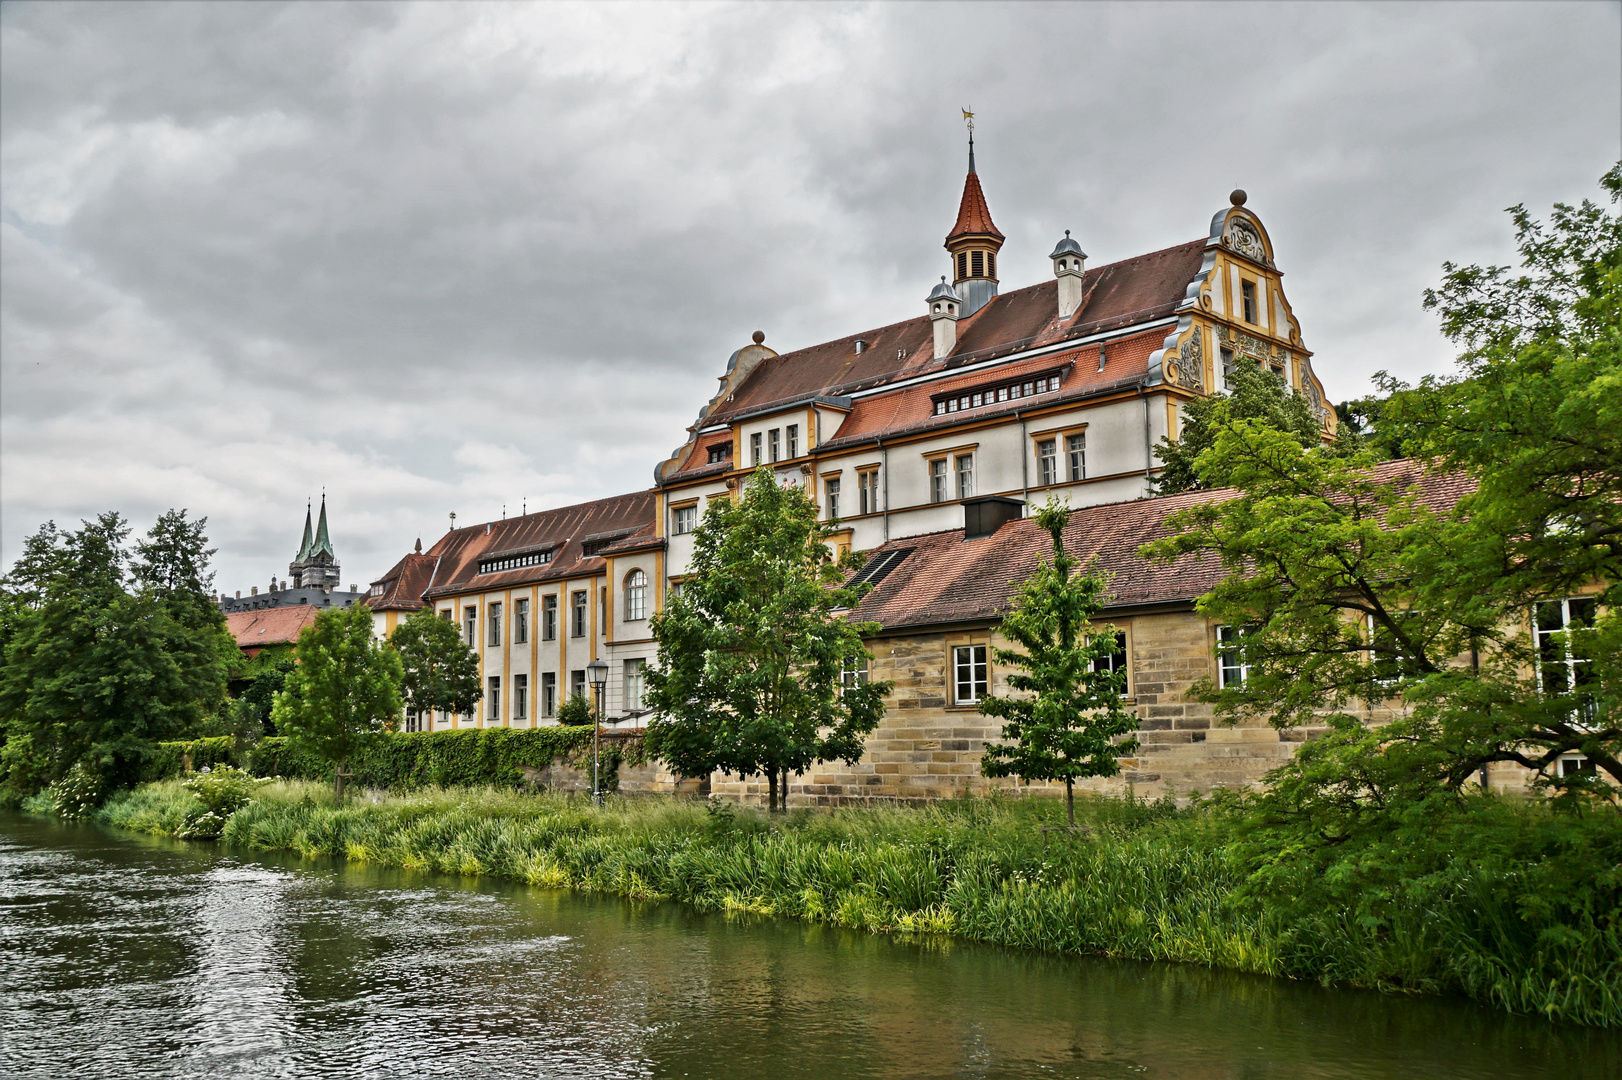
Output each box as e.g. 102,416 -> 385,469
1333,394 -> 1405,461
1153,356 -> 1323,494
980,502 -> 1137,826
556,692 -> 594,726
1142,166 -> 1622,815
271,603 -> 403,799
0,512 -> 233,795
388,607 -> 482,727
644,467 -> 892,811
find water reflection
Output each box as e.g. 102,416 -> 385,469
1,815 -> 1615,1079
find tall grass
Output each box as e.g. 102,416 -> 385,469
91,782 -> 1620,1027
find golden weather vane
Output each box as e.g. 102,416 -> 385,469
962,107 -> 975,131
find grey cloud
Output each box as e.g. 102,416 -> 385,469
3,0 -> 1618,591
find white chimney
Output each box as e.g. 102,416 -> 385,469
1050,230 -> 1088,321
926,277 -> 961,358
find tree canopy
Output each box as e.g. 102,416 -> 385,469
1153,356 -> 1324,494
389,607 -> 482,724
0,511 -> 235,797
644,467 -> 892,810
1142,165 -> 1622,821
271,603 -> 404,799
980,502 -> 1137,825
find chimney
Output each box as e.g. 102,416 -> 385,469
854,339 -> 867,355
251,586 -> 259,596
926,277 -> 961,358
962,496 -> 1025,540
1050,231 -> 1087,321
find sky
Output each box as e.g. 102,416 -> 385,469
2,1 -> 1618,594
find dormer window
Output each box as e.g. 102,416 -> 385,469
706,441 -> 731,464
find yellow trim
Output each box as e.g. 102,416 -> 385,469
501,588 -> 512,727
605,556 -> 615,645
1026,421 -> 1088,439
921,441 -> 980,460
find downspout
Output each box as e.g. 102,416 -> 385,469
1139,383 -> 1153,477
878,436 -> 890,543
1017,409 -> 1029,511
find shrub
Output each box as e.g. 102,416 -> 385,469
52,761 -> 107,819
183,765 -> 268,816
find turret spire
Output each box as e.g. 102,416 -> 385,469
295,501 -> 313,561
312,493 -> 334,558
945,112 -> 1004,318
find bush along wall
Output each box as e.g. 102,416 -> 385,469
139,737 -> 236,782
145,727 -> 646,792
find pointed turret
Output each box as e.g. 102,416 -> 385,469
295,502 -> 314,562
945,131 -> 1004,318
311,495 -> 335,559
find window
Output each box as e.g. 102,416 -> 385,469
478,550 -> 551,575
850,548 -> 912,588
1220,347 -> 1235,390
929,458 -> 949,503
439,608 -> 452,620
957,252 -> 968,280
1536,598 -> 1597,720
841,655 -> 869,695
570,669 -> 586,703
768,428 -> 781,463
487,676 -> 502,722
463,606 -> 477,646
1092,631 -> 1128,686
487,602 -> 502,647
930,368 -> 1066,416
987,252 -> 996,279
541,673 -> 556,718
786,424 -> 799,458
542,594 -> 558,640
707,441 -> 731,464
859,470 -> 878,516
625,569 -> 648,621
1037,439 -> 1058,486
953,644 -> 988,704
1366,614 -> 1422,688
971,251 -> 984,277
1066,433 -> 1086,482
513,673 -> 528,721
1217,625 -> 1252,688
671,504 -> 696,535
571,590 -> 588,637
624,659 -> 645,712
1241,280 -> 1258,324
1559,755 -> 1595,779
515,598 -> 529,644
956,454 -> 975,499
825,477 -> 841,520
751,432 -> 763,466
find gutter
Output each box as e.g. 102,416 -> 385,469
878,436 -> 890,543
1017,409 -> 1029,510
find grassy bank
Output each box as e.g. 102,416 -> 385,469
93,781 -> 1620,1027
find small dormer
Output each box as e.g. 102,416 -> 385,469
1050,230 -> 1087,320
927,277 -> 961,357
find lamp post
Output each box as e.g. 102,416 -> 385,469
586,659 -> 609,806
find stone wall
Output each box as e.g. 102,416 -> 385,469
708,607 -> 1304,808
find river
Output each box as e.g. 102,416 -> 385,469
1,814 -> 1615,1079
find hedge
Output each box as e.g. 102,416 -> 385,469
145,727 -> 645,792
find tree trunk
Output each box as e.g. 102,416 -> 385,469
1066,777 -> 1075,828
334,755 -> 347,802
766,768 -> 778,812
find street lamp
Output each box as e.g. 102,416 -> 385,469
586,658 -> 609,806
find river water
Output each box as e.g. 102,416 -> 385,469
1,815 -> 1615,1079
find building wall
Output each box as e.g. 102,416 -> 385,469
708,609 -> 1297,807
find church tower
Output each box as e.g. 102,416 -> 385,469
945,125 -> 1005,318
288,495 -> 341,590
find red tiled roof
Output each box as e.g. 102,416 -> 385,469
947,169 -> 1004,242
367,553 -> 437,612
822,327 -> 1164,449
849,461 -> 1474,632
226,606 -> 321,650
409,490 -> 657,602
703,241 -> 1204,427
678,430 -> 735,473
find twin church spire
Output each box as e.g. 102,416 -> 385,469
289,494 -> 340,590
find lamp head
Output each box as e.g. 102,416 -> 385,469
586,659 -> 609,687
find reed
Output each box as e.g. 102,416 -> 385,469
89,781 -> 1619,1027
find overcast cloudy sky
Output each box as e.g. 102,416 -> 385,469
2,1 -> 1618,592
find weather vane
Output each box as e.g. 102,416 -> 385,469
962,107 -> 974,132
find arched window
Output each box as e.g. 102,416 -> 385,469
624,569 -> 648,621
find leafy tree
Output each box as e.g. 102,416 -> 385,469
980,502 -> 1137,826
556,692 -> 594,726
232,644 -> 297,736
644,467 -> 892,811
1153,357 -> 1323,494
1142,167 -> 1621,821
0,512 -> 234,795
1334,394 -> 1405,461
388,607 -> 481,727
271,603 -> 404,799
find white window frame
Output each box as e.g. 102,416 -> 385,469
750,432 -> 763,466
768,428 -> 781,463
541,594 -> 557,640
1066,433 -> 1086,482
671,504 -> 696,535
786,424 -> 799,459
514,598 -> 529,644
1036,439 -> 1058,487
1217,624 -> 1250,688
955,453 -> 974,499
541,672 -> 557,718
929,458 -> 948,503
953,644 -> 988,705
625,570 -> 648,621
859,470 -> 878,516
624,658 -> 645,712
825,477 -> 841,520
487,602 -> 503,647
487,676 -> 502,722
513,673 -> 528,721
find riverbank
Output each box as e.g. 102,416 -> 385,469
89,780 -> 1620,1027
